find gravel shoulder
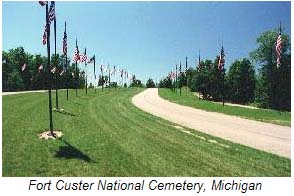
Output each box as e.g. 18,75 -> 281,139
132,88 -> 291,158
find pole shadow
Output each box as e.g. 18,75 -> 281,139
55,138 -> 95,163
55,110 -> 76,116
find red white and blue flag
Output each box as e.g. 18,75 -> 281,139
39,1 -> 47,6
276,29 -> 282,67
21,63 -> 27,72
38,64 -> 43,73
218,46 -> 225,71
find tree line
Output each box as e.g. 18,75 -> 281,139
159,29 -> 291,111
2,47 -> 86,91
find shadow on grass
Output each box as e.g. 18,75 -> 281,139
55,110 -> 76,116
55,138 -> 95,163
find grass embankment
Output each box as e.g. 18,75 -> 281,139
159,88 -> 290,126
2,88 -> 290,176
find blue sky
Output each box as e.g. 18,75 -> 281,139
2,1 -> 291,84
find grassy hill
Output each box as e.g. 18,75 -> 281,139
2,88 -> 290,176
159,88 -> 290,126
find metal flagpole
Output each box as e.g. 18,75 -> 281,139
94,55 -> 96,93
175,64 -> 178,94
185,56 -> 188,95
108,65 -> 111,88
64,21 -> 69,101
102,65 -> 104,92
179,61 -> 182,96
53,2 -> 58,110
84,48 -> 87,95
75,38 -> 78,96
46,3 -> 54,135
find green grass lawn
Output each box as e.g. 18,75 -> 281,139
2,88 -> 290,176
159,88 -> 291,126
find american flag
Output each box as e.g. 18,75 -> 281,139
111,66 -> 116,75
42,25 -> 47,45
38,64 -> 43,73
73,39 -> 80,62
60,68 -> 66,76
39,1 -> 47,6
276,29 -> 282,67
48,2 -> 55,25
79,54 -> 87,63
197,50 -> 201,70
51,67 -> 56,73
63,22 -> 67,55
120,69 -> 123,77
21,63 -> 27,72
87,56 -> 95,64
218,46 -> 225,70
100,65 -> 103,72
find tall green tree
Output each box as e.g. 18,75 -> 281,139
226,58 -> 256,104
250,29 -> 290,110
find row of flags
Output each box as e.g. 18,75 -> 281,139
168,26 -> 282,80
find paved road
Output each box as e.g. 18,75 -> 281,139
2,90 -> 47,96
132,88 -> 291,158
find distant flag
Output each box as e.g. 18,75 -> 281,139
198,50 -> 201,69
71,72 -> 75,77
276,26 -> 282,68
51,66 -> 56,74
79,54 -> 87,63
111,65 -> 116,75
104,65 -> 109,72
100,64 -> 103,72
39,1 -> 47,6
120,69 -> 123,77
38,64 -> 43,73
60,68 -> 66,76
218,46 -> 225,70
87,56 -> 95,64
73,39 -> 80,62
42,25 -> 47,45
48,1 -> 55,25
63,22 -> 67,55
21,63 -> 27,72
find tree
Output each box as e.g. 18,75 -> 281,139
130,75 -> 144,87
250,29 -> 290,110
146,78 -> 155,88
226,58 -> 256,104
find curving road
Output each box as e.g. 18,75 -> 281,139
132,88 -> 291,158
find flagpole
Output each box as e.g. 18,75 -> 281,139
198,50 -> 201,100
179,61 -> 181,96
185,56 -> 188,95
52,2 -> 58,110
108,65 -> 111,88
46,3 -> 54,136
102,66 -> 104,92
94,55 -> 96,93
65,21 -> 69,101
176,64 -> 178,94
85,48 -> 87,95
75,38 -> 78,96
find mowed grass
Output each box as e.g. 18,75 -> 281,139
159,88 -> 291,126
2,88 -> 290,176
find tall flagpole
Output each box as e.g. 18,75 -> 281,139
46,3 -> 54,135
53,2 -> 59,110
84,48 -> 87,95
179,61 -> 182,96
94,55 -> 96,93
75,38 -> 78,96
185,56 -> 188,95
175,64 -> 178,94
108,65 -> 111,88
64,21 -> 68,101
